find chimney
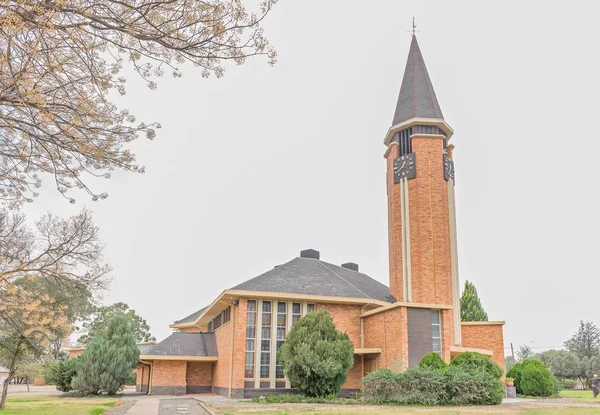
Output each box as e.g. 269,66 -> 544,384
341,262 -> 359,272
300,249 -> 320,260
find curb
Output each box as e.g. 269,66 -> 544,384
195,399 -> 218,415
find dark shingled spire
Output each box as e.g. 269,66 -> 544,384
392,36 -> 444,126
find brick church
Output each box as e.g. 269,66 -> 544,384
135,35 -> 505,397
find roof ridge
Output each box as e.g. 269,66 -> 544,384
317,261 -> 373,300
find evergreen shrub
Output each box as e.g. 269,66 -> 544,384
279,309 -> 354,397
446,367 -> 504,405
519,359 -> 554,397
56,358 -> 80,392
506,362 -> 523,392
562,378 -> 577,389
71,315 -> 140,395
449,352 -> 503,379
362,366 -> 503,406
419,353 -> 448,370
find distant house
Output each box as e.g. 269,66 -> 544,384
0,366 -> 9,385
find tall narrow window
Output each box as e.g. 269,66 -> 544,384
307,303 -> 315,313
245,300 -> 257,378
432,310 -> 441,356
260,301 -> 272,378
291,302 -> 301,326
276,302 -> 287,380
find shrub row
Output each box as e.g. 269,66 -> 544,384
362,352 -> 504,406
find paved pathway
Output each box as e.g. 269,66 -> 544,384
124,397 -> 160,414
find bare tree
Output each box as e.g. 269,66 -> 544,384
0,0 -> 278,206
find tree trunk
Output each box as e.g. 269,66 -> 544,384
0,338 -> 22,409
26,377 -> 30,392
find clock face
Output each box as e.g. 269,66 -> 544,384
443,154 -> 455,181
393,153 -> 416,183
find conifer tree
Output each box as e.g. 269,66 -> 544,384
71,315 -> 139,395
279,309 -> 354,397
460,280 -> 489,322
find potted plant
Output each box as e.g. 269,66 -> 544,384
505,377 -> 515,387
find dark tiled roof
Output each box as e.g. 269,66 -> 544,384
232,257 -> 394,302
174,306 -> 209,325
137,343 -> 156,354
392,35 -> 444,126
143,333 -> 217,357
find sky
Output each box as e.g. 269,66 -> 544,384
22,1 -> 600,356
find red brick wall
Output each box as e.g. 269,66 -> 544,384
385,137 -> 454,309
461,323 -> 506,374
212,320 -> 233,390
213,299 -> 248,393
363,307 -> 408,372
342,355 -> 363,389
152,360 -> 186,387
186,362 -> 213,386
68,349 -> 84,359
317,303 -> 362,347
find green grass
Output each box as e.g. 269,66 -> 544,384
559,389 -> 600,404
0,396 -> 119,414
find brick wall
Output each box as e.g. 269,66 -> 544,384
385,137 -> 454,308
212,299 -> 248,397
68,349 -> 84,359
342,355 -> 363,389
317,303 -> 362,347
363,307 -> 408,372
186,362 -> 213,393
461,323 -> 506,374
151,360 -> 186,395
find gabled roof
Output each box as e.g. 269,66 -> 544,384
142,332 -> 217,357
231,257 -> 394,302
0,366 -> 8,373
392,36 -> 444,126
174,306 -> 209,325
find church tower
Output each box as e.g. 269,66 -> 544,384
384,35 -> 462,346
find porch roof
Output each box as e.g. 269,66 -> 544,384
142,332 -> 217,359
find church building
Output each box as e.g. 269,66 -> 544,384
135,35 -> 505,398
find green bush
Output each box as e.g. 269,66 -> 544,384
126,372 -> 137,386
552,376 -> 562,396
419,353 -> 448,370
450,352 -> 503,379
71,315 -> 140,395
362,366 -> 503,406
362,368 -> 448,405
562,378 -> 577,389
519,359 -> 554,397
506,362 -> 523,392
279,309 -> 354,398
43,361 -> 61,385
56,358 -> 80,392
446,367 -> 504,405
361,369 -> 399,404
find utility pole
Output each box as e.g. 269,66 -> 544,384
511,343 -> 515,363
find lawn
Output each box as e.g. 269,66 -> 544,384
211,402 -> 600,415
0,396 -> 118,415
560,389 -> 600,404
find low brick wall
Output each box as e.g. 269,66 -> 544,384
461,322 -> 506,374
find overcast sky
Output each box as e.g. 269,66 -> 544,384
23,1 -> 600,356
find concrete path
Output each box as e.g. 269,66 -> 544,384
124,397 -> 160,414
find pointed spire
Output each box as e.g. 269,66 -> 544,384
392,36 -> 444,126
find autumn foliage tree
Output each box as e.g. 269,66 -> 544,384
0,0 -> 278,206
0,208 -> 109,407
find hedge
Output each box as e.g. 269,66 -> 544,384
419,353 -> 448,370
507,359 -> 556,397
362,366 -> 503,406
